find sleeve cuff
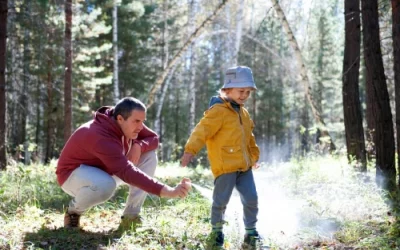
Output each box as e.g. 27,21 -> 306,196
133,140 -> 143,148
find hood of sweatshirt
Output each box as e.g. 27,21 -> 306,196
93,106 -> 124,138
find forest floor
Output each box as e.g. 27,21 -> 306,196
1,155 -> 400,249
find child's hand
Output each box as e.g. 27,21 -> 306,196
181,153 -> 194,167
252,162 -> 260,169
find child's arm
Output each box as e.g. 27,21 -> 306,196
182,106 -> 223,164
249,119 -> 260,165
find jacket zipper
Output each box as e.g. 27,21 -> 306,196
238,109 -> 251,168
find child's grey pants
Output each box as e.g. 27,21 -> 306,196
211,169 -> 258,229
61,150 -> 157,217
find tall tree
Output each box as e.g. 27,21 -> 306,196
392,0 -> 400,185
20,0 -> 32,164
112,0 -> 120,103
232,0 -> 244,66
45,35 -> 55,164
270,0 -> 336,152
7,0 -> 16,159
64,0 -> 72,142
342,0 -> 366,170
362,0 -> 396,190
187,0 -> 198,134
154,0 -> 170,139
0,0 -> 7,169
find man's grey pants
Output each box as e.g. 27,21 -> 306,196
61,150 -> 157,217
211,169 -> 258,229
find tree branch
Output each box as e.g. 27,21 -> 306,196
146,0 -> 230,108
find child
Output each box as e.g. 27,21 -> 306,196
181,66 -> 261,248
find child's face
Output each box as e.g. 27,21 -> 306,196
225,87 -> 254,105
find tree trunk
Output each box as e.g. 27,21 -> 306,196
362,58 -> 374,161
64,0 -> 72,142
315,12 -> 325,145
174,75 -> 181,161
45,38 -> 54,164
188,49 -> 196,133
35,31 -> 45,162
225,3 -> 232,65
155,66 -> 177,136
7,0 -> 18,160
0,0 -> 7,169
35,77 -> 41,162
232,0 -> 244,66
187,0 -> 198,134
250,2 -> 256,122
392,0 -> 400,186
300,95 -> 310,155
362,0 -> 396,190
147,0 -> 230,108
19,0 -> 31,164
342,0 -> 366,170
270,0 -> 336,152
154,0 -> 170,141
113,0 -> 120,103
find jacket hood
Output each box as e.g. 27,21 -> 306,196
209,96 -> 224,108
94,106 -> 124,137
209,95 -> 241,112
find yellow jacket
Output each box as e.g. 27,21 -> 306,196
184,97 -> 260,178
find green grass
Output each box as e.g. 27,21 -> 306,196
1,155 -> 400,249
0,161 -> 216,249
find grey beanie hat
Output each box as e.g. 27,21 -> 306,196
222,66 -> 257,89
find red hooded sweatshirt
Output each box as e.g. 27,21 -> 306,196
56,106 -> 164,196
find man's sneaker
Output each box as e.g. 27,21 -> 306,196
117,215 -> 142,232
207,231 -> 224,248
243,230 -> 262,248
64,212 -> 81,228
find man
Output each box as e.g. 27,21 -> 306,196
56,97 -> 191,228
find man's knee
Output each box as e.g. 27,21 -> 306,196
94,180 -> 117,201
141,150 -> 157,163
138,150 -> 158,175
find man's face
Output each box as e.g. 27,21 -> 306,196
117,109 -> 146,140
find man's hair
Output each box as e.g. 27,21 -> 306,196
113,97 -> 146,120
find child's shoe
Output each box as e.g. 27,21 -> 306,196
243,230 -> 262,249
207,231 -> 224,248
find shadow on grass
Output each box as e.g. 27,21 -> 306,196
24,227 -> 124,250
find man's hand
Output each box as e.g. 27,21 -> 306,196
127,143 -> 142,165
181,153 -> 194,167
160,178 -> 192,198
